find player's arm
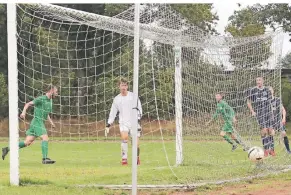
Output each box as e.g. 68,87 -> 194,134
246,88 -> 256,116
282,104 -> 287,125
206,106 -> 220,125
47,115 -> 55,128
20,101 -> 34,119
137,98 -> 143,131
137,98 -> 142,120
106,99 -> 118,128
247,99 -> 256,116
229,106 -> 237,123
21,96 -> 43,118
105,99 -> 118,136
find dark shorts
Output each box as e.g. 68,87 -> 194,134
272,120 -> 286,132
256,110 -> 273,129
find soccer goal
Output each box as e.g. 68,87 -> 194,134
7,3 -> 291,193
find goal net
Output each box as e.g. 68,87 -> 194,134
12,3 -> 291,188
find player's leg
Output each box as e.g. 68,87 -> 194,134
257,113 -> 269,156
137,136 -> 141,165
120,125 -> 129,165
281,128 -> 291,153
2,131 -> 35,160
220,126 -> 237,151
137,125 -> 142,165
265,111 -> 275,156
137,122 -> 142,165
261,128 -> 269,156
40,134 -> 55,164
34,124 -> 55,164
268,128 -> 276,156
230,133 -> 241,145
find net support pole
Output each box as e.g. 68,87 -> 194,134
131,3 -> 140,195
174,46 -> 183,165
7,3 -> 19,186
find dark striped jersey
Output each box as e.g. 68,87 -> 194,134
247,87 -> 272,112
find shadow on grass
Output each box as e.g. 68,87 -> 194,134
19,178 -> 53,186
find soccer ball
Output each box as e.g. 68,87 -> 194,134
248,146 -> 264,162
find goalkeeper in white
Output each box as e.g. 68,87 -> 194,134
105,78 -> 143,165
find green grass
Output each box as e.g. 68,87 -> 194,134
0,136 -> 291,194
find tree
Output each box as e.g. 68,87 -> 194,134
170,4 -> 218,34
281,52 -> 291,69
0,73 -> 8,118
256,4 -> 291,33
225,6 -> 272,68
229,4 -> 291,38
0,5 -> 7,76
281,77 -> 291,121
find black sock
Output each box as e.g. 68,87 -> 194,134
284,136 -> 290,152
269,136 -> 274,150
262,136 -> 268,150
137,147 -> 140,157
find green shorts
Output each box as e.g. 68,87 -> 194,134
25,119 -> 47,137
222,121 -> 233,133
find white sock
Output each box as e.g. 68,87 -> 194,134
121,140 -> 128,159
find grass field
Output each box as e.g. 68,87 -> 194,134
0,138 -> 291,195
0,121 -> 290,194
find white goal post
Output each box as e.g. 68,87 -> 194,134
7,3 -> 19,186
131,3 -> 140,195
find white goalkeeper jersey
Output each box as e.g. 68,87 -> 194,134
107,91 -> 142,128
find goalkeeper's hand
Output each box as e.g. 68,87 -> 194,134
105,124 -> 110,137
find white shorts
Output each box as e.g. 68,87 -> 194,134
119,123 -> 142,138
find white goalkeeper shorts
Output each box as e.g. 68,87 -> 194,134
119,123 -> 141,138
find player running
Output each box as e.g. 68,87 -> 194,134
2,85 -> 57,164
206,92 -> 241,151
247,77 -> 275,157
269,86 -> 291,154
105,78 -> 142,165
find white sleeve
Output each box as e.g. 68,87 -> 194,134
137,97 -> 142,120
107,98 -> 118,125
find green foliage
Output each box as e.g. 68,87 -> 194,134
226,6 -> 265,37
228,4 -> 291,35
0,4 -> 7,76
0,73 -> 8,118
256,4 -> 291,32
104,4 -> 132,17
282,78 -> 291,121
281,52 -> 291,69
170,4 -> 218,34
226,6 -> 272,69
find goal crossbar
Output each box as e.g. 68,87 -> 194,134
24,3 -> 279,48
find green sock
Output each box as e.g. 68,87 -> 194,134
223,135 -> 233,145
41,141 -> 48,159
7,141 -> 26,152
234,139 -> 240,145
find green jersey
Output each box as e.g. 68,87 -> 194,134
33,95 -> 52,122
212,100 -> 235,121
26,95 -> 52,137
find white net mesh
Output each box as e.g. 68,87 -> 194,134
15,3 -> 291,187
